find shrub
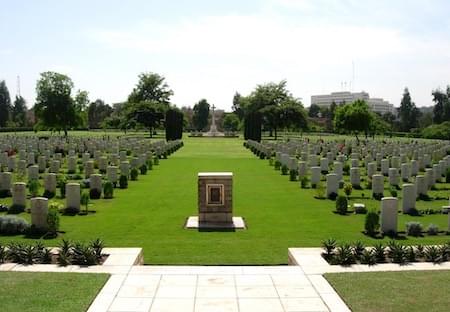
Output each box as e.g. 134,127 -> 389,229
0,216 -> 29,235
352,241 -> 365,260
281,165 -> 289,175
89,188 -> 101,200
354,204 -> 367,214
389,186 -> 397,197
130,168 -> 139,181
274,160 -> 281,170
0,189 -> 11,198
343,164 -> 350,175
315,182 -> 325,199
343,183 -> 352,197
427,223 -> 439,235
153,157 -> 159,165
147,160 -> 153,170
7,204 -> 25,214
365,210 -> 380,236
43,190 -> 55,199
269,157 -> 274,166
103,182 -> 114,199
373,192 -> 383,200
289,169 -> 297,181
119,175 -> 128,189
360,249 -> 377,265
424,246 -> 441,263
300,176 -> 309,188
321,238 -> 337,260
0,204 -> 8,212
328,192 -> 338,200
81,191 -> 90,214
59,180 -> 66,199
335,196 -> 348,215
28,180 -> 40,197
47,205 -> 60,237
333,244 -> 355,266
139,164 -> 147,175
446,168 -> 450,183
406,221 -> 423,237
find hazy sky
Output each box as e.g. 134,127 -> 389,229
1,0 -> 449,110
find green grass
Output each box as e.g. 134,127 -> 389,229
325,270 -> 450,312
0,272 -> 109,312
1,137 -> 450,264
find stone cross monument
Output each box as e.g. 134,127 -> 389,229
205,105 -> 224,137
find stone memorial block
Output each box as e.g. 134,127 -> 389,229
300,152 -> 308,161
432,164 -> 440,182
333,162 -> 343,181
439,160 -> 446,176
288,157 -> 297,171
326,174 -> 338,197
372,174 -> 384,197
320,158 -> 329,172
27,152 -> 35,165
107,166 -> 118,184
99,156 -> 108,172
310,166 -> 321,185
131,157 -> 139,169
423,154 -> 431,168
31,197 -> 48,231
38,156 -> 46,172
402,183 -> 416,213
12,182 -> 26,208
0,172 -> 12,196
17,159 -> 27,175
120,161 -> 130,177
85,160 -> 94,178
411,160 -> 418,176
82,152 -> 90,164
55,153 -> 62,161
351,159 -> 359,168
44,173 -> 57,194
309,155 -> 318,167
391,156 -> 400,169
381,159 -> 389,176
198,172 -> 233,224
7,156 -> 15,172
401,163 -> 410,182
298,161 -> 307,177
119,151 -> 127,162
415,175 -> 427,197
90,174 -> 103,197
68,156 -> 77,173
28,165 -> 39,180
337,155 -> 345,163
0,152 -> 7,167
110,154 -> 119,166
50,160 -> 60,173
350,167 -> 360,187
367,162 -> 376,178
425,168 -> 434,189
381,197 -> 398,234
388,168 -> 399,187
66,183 -> 80,212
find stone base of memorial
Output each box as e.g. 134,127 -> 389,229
185,172 -> 246,230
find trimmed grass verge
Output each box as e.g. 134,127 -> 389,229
0,272 -> 109,312
325,270 -> 450,312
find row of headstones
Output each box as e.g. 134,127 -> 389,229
380,197 -> 450,234
0,140 -> 182,179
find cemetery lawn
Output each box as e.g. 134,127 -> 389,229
0,272 -> 109,312
325,270 -> 450,312
1,137 -> 450,264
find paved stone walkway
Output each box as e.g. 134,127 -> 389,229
89,266 -> 348,312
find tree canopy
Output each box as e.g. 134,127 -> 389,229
34,71 -> 82,136
222,113 -> 240,132
192,99 -> 210,131
128,72 -> 173,105
0,80 -> 11,127
432,88 -> 450,124
125,101 -> 165,136
334,100 -> 373,142
12,96 -> 27,127
398,87 -> 420,131
88,99 -> 112,129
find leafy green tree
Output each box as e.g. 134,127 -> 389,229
308,103 -> 320,117
222,113 -> 240,131
88,99 -> 112,128
126,101 -> 165,137
232,92 -> 244,120
398,88 -> 420,131
128,72 -> 173,105
165,107 -> 183,140
334,100 -> 373,142
432,88 -> 450,123
11,95 -> 27,127
0,80 -> 11,127
192,99 -> 210,131
34,71 -> 82,136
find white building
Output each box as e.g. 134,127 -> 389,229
311,91 -> 395,115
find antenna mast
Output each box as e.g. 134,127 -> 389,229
16,75 -> 21,97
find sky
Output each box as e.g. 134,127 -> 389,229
1,0 -> 450,111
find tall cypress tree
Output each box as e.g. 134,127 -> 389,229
12,95 -> 27,127
0,80 -> 11,127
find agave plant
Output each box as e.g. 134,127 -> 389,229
0,244 -> 6,263
333,244 -> 355,266
373,243 -> 386,263
321,238 -> 337,260
415,244 -> 425,258
388,241 -> 407,264
424,246 -> 441,263
72,242 -> 98,266
360,249 -> 377,265
406,246 -> 417,262
438,244 -> 450,262
90,238 -> 105,260
352,241 -> 365,260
